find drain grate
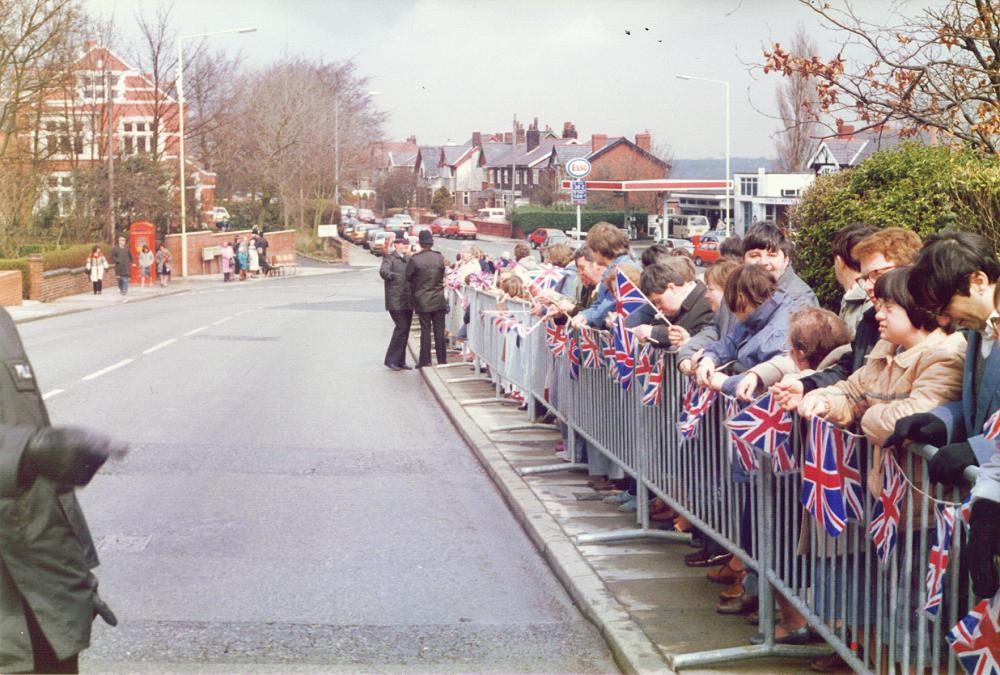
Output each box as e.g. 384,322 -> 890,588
97,534 -> 151,552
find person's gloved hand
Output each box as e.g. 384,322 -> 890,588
927,442 -> 978,485
20,426 -> 128,487
884,413 -> 947,450
967,499 -> 1000,599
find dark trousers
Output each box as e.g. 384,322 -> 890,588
92,280 -> 102,294
385,309 -> 413,367
416,309 -> 447,366
117,275 -> 128,294
21,597 -> 78,673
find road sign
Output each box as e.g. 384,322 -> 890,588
566,158 -> 592,179
317,224 -> 338,238
571,180 -> 587,205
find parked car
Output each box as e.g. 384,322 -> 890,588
410,223 -> 432,237
388,213 -> 415,228
430,217 -> 453,235
349,223 -> 374,245
443,220 -> 478,239
371,231 -> 396,256
528,228 -> 569,249
657,237 -> 695,253
364,227 -> 386,250
691,240 -> 721,266
339,205 -> 357,220
475,207 -> 507,223
357,208 -> 376,223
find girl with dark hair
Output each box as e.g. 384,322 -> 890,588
85,245 -> 108,295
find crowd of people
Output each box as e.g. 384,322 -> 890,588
412,220 -> 999,673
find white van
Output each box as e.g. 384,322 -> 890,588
475,208 -> 507,223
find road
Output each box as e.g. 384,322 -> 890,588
19,265 -> 615,672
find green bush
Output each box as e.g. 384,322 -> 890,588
791,143 -> 1000,309
42,243 -> 108,271
512,207 -> 647,233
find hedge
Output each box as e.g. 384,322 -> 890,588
791,142 -> 1000,310
0,243 -> 109,299
512,207 -> 647,233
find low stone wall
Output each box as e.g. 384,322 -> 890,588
0,271 -> 23,306
27,255 -> 119,303
163,229 -> 298,275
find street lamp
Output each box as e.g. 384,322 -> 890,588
334,90 -> 379,208
676,74 -> 731,236
177,27 -> 256,277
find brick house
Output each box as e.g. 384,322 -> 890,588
34,42 -> 216,227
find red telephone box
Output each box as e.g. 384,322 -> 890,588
129,221 -> 156,284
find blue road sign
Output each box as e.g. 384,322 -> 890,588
571,180 -> 587,205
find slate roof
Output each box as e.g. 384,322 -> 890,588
416,146 -> 442,177
810,128 -> 931,169
442,143 -> 473,166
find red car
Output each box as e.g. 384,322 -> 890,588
443,220 -> 478,239
692,240 -> 721,266
528,228 -> 569,249
430,217 -> 453,235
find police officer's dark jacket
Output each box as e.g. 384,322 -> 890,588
0,308 -> 110,671
405,248 -> 447,314
379,250 -> 412,312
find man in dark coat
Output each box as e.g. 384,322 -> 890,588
255,232 -> 270,275
110,236 -> 132,295
380,232 -> 413,370
630,256 -> 715,346
405,229 -> 448,367
0,308 -> 126,673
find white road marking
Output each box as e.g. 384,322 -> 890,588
212,316 -> 233,325
42,389 -> 65,400
82,359 -> 134,381
183,326 -> 208,337
143,338 -> 177,354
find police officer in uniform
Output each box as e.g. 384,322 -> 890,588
380,231 -> 413,370
405,229 -> 448,368
0,307 -> 126,673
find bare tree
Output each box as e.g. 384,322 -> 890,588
762,0 -> 1000,153
774,25 -> 820,172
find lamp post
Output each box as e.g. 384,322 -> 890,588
676,74 -> 731,236
177,26 -> 256,277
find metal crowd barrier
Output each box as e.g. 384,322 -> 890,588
455,287 -> 982,674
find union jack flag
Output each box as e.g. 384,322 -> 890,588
578,328 -> 600,368
802,416 -> 847,537
467,271 -> 495,291
567,336 -> 580,381
958,494 -> 974,531
946,595 -> 1000,675
922,503 -> 956,621
984,409 -> 1000,441
633,343 -> 654,391
725,392 -> 793,458
642,359 -> 663,407
528,264 -> 565,297
677,379 -> 717,439
545,321 -> 567,356
868,449 -> 907,567
615,268 -> 646,318
727,398 -> 759,472
599,331 -> 619,382
811,417 -> 865,522
613,316 -> 635,391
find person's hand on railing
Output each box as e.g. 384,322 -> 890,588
557,298 -> 575,314
968,498 -> 1000,599
735,372 -> 759,401
771,376 -> 804,411
797,394 -> 830,419
632,325 -> 653,343
678,349 -> 703,376
707,371 -> 728,392
604,312 -> 618,329
884,413 -> 947,450
695,357 -> 716,388
570,314 -> 587,330
928,442 -> 978,485
667,325 -> 689,347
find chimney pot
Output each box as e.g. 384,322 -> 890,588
591,134 -> 609,153
472,131 -> 482,147
635,132 -> 652,151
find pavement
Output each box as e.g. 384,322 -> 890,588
412,350 -> 826,674
18,250 -> 616,672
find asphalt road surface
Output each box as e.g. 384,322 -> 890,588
19,265 -> 615,672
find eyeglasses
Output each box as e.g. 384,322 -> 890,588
856,264 -> 897,290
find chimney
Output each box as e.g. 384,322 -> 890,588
515,121 -> 525,145
504,132 -> 513,144
591,134 -> 608,153
835,120 -> 854,138
562,122 -> 577,139
472,131 -> 482,147
635,132 -> 651,152
526,118 -> 540,151
406,135 -> 417,145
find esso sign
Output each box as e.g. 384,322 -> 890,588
565,158 -> 592,179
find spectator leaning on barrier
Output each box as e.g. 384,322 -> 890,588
632,257 -> 714,348
719,235 -> 743,259
675,258 -> 742,370
570,222 -> 632,329
510,242 -> 537,286
772,227 -> 924,412
885,231 -> 1000,487
831,222 -> 879,335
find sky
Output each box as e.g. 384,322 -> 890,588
82,0 -> 932,159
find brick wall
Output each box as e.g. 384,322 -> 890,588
0,271 -> 22,306
163,229 -> 298,276
27,255 -> 118,303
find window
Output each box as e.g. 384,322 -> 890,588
44,121 -> 83,155
461,191 -> 470,206
739,177 -> 758,196
46,174 -> 74,216
123,121 -> 154,155
780,188 -> 800,197
77,73 -> 120,101
765,204 -> 778,221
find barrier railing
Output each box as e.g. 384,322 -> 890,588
456,286 -> 982,674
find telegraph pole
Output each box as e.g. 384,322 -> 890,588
106,68 -> 115,243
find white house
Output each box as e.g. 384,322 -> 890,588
733,168 -> 815,234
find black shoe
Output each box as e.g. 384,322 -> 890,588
396,364 -> 413,370
388,364 -> 402,371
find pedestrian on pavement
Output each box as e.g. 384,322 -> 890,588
406,229 -> 448,368
221,241 -> 234,282
237,238 -> 249,281
137,244 -> 153,287
85,245 -> 108,295
110,236 -> 132,295
155,244 -> 172,287
256,232 -> 270,276
381,231 -> 414,371
0,306 -> 128,673
248,238 -> 260,278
